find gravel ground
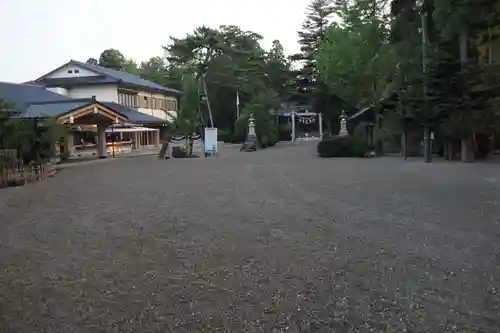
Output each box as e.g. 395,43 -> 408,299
1,142 -> 500,332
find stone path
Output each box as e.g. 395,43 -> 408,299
0,142 -> 499,332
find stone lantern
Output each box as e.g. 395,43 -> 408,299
248,114 -> 256,138
339,110 -> 348,136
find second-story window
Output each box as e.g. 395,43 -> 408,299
118,92 -> 138,108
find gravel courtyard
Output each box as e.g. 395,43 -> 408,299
1,142 -> 499,332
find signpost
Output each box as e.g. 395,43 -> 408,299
204,127 -> 218,157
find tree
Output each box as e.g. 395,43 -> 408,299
86,58 -> 98,65
234,91 -> 280,146
139,57 -> 167,85
268,39 -> 286,63
122,58 -> 140,75
98,48 -> 126,70
385,0 -> 500,161
317,0 -> 395,143
0,98 -> 64,165
318,0 -> 393,108
430,0 -> 500,161
164,25 -> 281,134
165,26 -> 226,127
292,0 -> 335,99
172,74 -> 200,156
266,40 -> 294,99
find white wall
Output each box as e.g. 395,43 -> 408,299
46,87 -> 68,96
68,85 -> 118,102
137,108 -> 170,120
45,65 -> 98,79
136,90 -> 178,122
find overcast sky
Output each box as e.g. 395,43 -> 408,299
0,0 -> 309,83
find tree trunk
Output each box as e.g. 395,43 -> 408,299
401,129 -> 407,159
459,29 -> 475,163
186,135 -> 193,157
444,139 -> 454,160
461,136 -> 475,162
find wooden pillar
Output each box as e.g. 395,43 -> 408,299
61,132 -> 74,158
132,132 -> 139,149
96,124 -> 108,158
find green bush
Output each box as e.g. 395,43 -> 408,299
218,129 -> 233,143
317,135 -> 368,158
260,135 -> 269,148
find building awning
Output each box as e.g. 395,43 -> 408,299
106,126 -> 158,133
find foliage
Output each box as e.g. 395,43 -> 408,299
81,0 -> 500,160
317,0 -> 394,109
172,74 -> 200,136
241,92 -> 279,147
0,98 -> 65,164
291,0 -> 341,134
171,74 -> 200,156
86,57 -> 98,65
292,0 -> 335,96
98,48 -> 126,70
163,25 -> 288,137
317,135 -> 368,157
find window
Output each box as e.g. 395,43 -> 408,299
74,69 -> 80,73
67,70 -> 73,74
152,97 -> 156,109
118,92 -> 139,108
172,100 -> 178,111
143,96 -> 149,108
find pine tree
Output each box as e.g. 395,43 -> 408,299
292,0 -> 335,99
268,40 -> 286,63
266,40 -> 293,99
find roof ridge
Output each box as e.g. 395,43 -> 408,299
71,60 -> 182,94
0,81 -> 46,87
30,98 -> 93,105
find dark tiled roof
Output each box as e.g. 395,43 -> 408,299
101,102 -> 166,124
0,82 -> 166,124
0,82 -> 72,112
34,76 -> 119,88
17,100 -> 91,118
36,60 -> 182,95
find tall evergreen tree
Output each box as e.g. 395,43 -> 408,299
266,40 -> 293,99
292,0 -> 335,100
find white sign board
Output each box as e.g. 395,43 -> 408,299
204,127 -> 218,154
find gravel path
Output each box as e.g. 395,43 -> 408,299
1,142 -> 499,332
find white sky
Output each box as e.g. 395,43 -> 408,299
0,0 -> 309,83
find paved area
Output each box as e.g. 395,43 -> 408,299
0,142 -> 499,332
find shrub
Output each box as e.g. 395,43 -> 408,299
260,135 -> 269,148
317,135 -> 368,158
218,129 -> 233,143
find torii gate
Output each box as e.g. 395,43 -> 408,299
289,110 -> 323,142
271,104 -> 324,142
